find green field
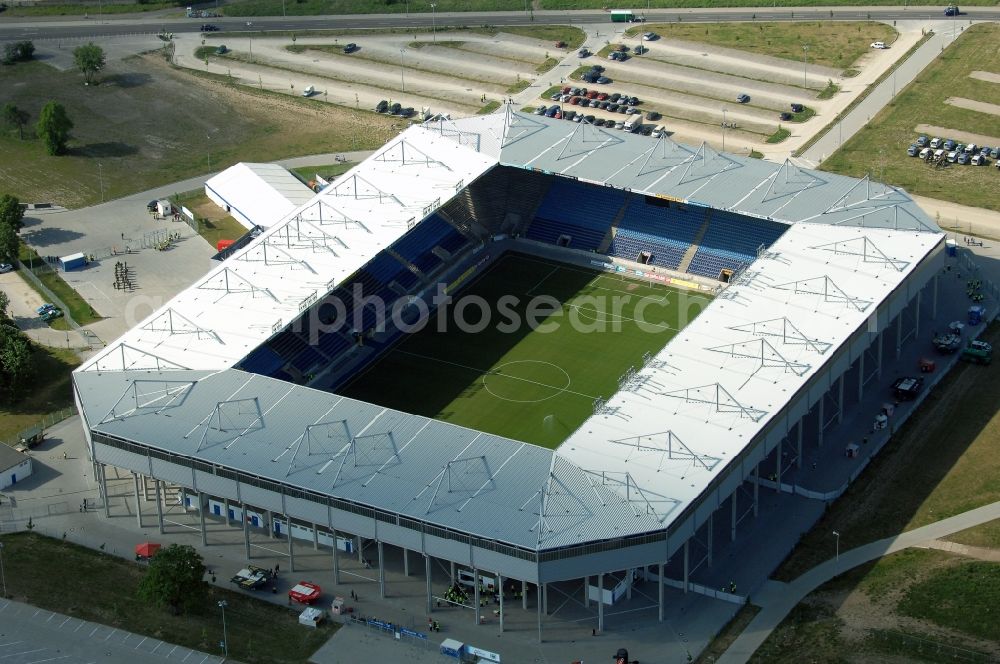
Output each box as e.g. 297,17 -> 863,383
341,254 -> 711,448
821,23 -> 1000,212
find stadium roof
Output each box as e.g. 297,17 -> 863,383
204,163 -> 317,230
76,111 -> 943,552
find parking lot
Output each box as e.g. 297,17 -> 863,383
177,29 -> 575,119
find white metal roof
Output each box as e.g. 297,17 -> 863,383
80,128 -> 497,374
204,163 -> 316,230
75,113 -> 943,552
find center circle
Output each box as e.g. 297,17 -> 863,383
482,360 -> 572,403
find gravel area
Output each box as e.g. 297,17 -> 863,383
915,124 -> 1000,149
945,96 -> 1000,118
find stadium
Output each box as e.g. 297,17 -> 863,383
73,108 -> 949,639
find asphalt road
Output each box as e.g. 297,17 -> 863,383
1,7 -> 997,41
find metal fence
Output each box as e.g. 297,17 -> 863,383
341,614 -> 436,653
1,407 -> 77,448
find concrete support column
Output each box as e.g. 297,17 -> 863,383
896,313 -> 903,359
333,532 -> 341,584
498,573 -> 505,632
796,419 -> 803,469
100,464 -> 110,518
597,573 -> 604,632
450,561 -> 456,586
155,480 -> 164,534
730,491 -> 737,542
817,397 -> 825,447
753,464 -> 759,517
132,473 -> 143,528
198,492 -> 207,546
266,510 -> 274,539
837,373 -> 845,424
932,273 -> 939,318
626,569 -> 632,600
377,541 -> 385,599
542,582 -> 549,614
403,548 -> 410,577
583,575 -> 589,607
223,498 -> 231,526
683,541 -> 690,593
522,580 -> 528,610
707,513 -> 714,568
287,517 -> 295,572
358,536 -> 363,563
141,475 -> 149,502
915,289 -> 922,339
858,352 -> 865,402
877,329 -> 884,380
657,562 -> 665,622
311,524 -> 319,550
243,505 -> 251,560
424,555 -> 432,614
775,438 -> 782,492
474,569 -> 481,625
537,583 -> 543,643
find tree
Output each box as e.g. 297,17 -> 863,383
2,41 -> 34,65
36,102 -> 73,156
137,544 -> 208,615
2,103 -> 29,140
73,43 -> 105,85
0,224 -> 17,263
0,194 -> 24,233
0,325 -> 33,404
0,291 -> 9,319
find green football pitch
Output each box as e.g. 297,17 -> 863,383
340,253 -> 713,448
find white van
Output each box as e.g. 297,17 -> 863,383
918,147 -> 931,160
651,124 -> 666,138
302,85 -> 316,97
930,137 -> 942,149
624,116 -> 641,132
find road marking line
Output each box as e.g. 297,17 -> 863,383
58,617 -> 71,628
25,655 -> 71,663
88,626 -> 100,637
150,641 -> 162,654
104,628 -> 116,641
134,637 -> 147,649
74,621 -> 86,632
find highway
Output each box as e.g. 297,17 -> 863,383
1,6 -> 997,41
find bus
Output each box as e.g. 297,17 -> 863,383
611,10 -> 634,22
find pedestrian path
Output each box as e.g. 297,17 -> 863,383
717,501 -> 1000,663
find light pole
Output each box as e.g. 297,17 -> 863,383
833,530 -> 840,561
206,134 -> 212,171
97,162 -> 104,202
399,48 -> 406,92
0,542 -> 6,597
430,3 -> 437,43
218,600 -> 228,656
721,108 -> 727,152
802,44 -> 809,88
247,22 -> 253,63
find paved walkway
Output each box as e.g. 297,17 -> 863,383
717,501 -> 1000,664
915,538 -> 1000,562
0,598 -> 224,664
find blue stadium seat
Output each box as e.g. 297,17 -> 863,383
524,178 -> 624,251
687,212 -> 787,279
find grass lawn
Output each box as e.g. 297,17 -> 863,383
820,23 -> 1000,212
755,548 -> 1000,662
945,519 -> 1000,549
341,254 -> 712,448
542,0 -> 993,7
774,321 -> 1000,581
0,1 -> 174,15
0,56 -> 399,210
169,191 -> 249,250
0,532 -> 334,664
0,344 -> 78,444
696,603 -> 761,663
224,0 -> 522,16
623,22 -> 896,71
16,244 -> 101,327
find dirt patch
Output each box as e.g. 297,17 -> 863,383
969,70 -> 1000,85
915,124 -> 1000,148
945,96 -> 1000,118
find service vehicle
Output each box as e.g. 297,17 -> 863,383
891,376 -> 924,400
231,565 -> 274,590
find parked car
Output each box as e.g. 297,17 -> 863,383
957,152 -> 970,165
0,263 -> 12,274
790,103 -> 804,113
41,308 -> 63,322
200,24 -> 219,31
343,43 -> 358,53
906,144 -> 919,156
399,107 -> 415,118
563,110 -> 576,121
933,148 -> 945,160
593,118 -> 606,127
301,85 -> 316,98
965,143 -> 978,153
916,135 -> 929,147
955,143 -> 966,154
374,100 -> 389,113
919,147 -> 932,159
946,150 -> 958,163
597,76 -> 611,84
780,112 -> 793,121
36,303 -> 56,315
584,115 -> 595,124
736,93 -> 750,103
992,147 -> 1000,158
641,125 -> 654,135
646,110 -> 661,121
628,96 -> 639,106
578,48 -> 590,58
570,96 -> 582,105
589,65 -> 605,74
944,5 -> 959,16
389,102 -> 401,114
892,376 -> 924,400
642,32 -> 658,41
599,101 -> 610,109
971,153 -> 987,166
943,139 -> 956,151
550,92 -> 563,101
929,137 -> 942,149
607,103 -> 619,112
545,106 -> 559,117
535,105 -> 547,115
589,99 -> 601,108
979,145 -> 991,156
870,41 -> 887,49
634,45 -> 647,55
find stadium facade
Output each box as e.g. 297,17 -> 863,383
73,109 -> 946,634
